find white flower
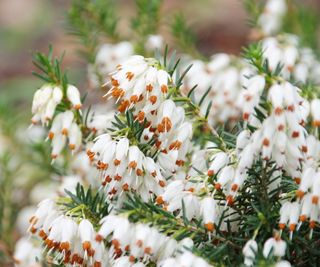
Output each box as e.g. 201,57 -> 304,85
201,197 -> 217,232
29,198 -> 55,232
60,217 -> 78,251
297,167 -> 315,198
145,34 -> 164,51
207,152 -> 229,177
67,84 -> 82,110
114,137 -> 130,165
78,219 -> 95,258
31,84 -> 63,124
68,122 -> 82,151
51,133 -> 66,159
278,202 -> 291,230
236,130 -> 251,151
299,194 -> 312,223
243,239 -> 258,266
269,83 -> 285,110
258,0 -> 287,36
52,86 -> 63,103
288,202 -> 300,235
311,99 -> 320,127
61,110 -> 74,135
263,237 -> 286,258
216,165 -> 235,190
14,237 -> 42,267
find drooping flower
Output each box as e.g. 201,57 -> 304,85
242,239 -> 258,266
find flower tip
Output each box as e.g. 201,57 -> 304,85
74,104 -> 82,110
48,132 -> 54,140
204,222 -> 215,232
69,144 -> 76,150
61,128 -> 68,136
156,196 -> 164,205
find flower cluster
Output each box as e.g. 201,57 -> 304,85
278,187 -> 320,239
31,84 -> 82,125
182,53 -> 251,125
13,237 -> 42,267
28,199 -> 208,267
97,56 -> 194,178
28,199 -> 107,266
210,76 -> 318,201
31,84 -> 63,125
243,237 -> 288,266
31,83 -> 83,160
48,111 -> 82,159
97,215 -> 182,265
140,99 -> 193,175
20,1 -> 320,265
87,134 -> 166,201
89,41 -> 134,88
262,34 -> 320,83
156,179 -> 240,233
257,0 -> 287,36
106,55 -> 170,113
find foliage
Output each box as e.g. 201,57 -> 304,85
60,184 -> 110,227
68,0 -> 119,63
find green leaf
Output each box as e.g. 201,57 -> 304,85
199,86 -> 211,107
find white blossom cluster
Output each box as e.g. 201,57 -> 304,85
278,177 -> 320,239
27,198 -> 211,267
101,55 -> 193,173
156,179 -> 239,233
48,110 -> 82,158
31,84 -> 81,125
87,134 -> 166,201
13,143 -> 101,267
243,237 -> 290,266
181,34 -> 320,127
28,198 -> 110,266
204,73 -> 320,198
257,0 -> 287,36
89,35 -> 163,88
31,83 -> 83,159
106,55 -> 170,111
13,237 -> 42,267
89,41 -> 134,88
182,54 -> 251,125
262,34 -> 320,84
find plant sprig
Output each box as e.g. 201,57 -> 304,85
59,184 -> 110,227
32,45 -> 68,92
